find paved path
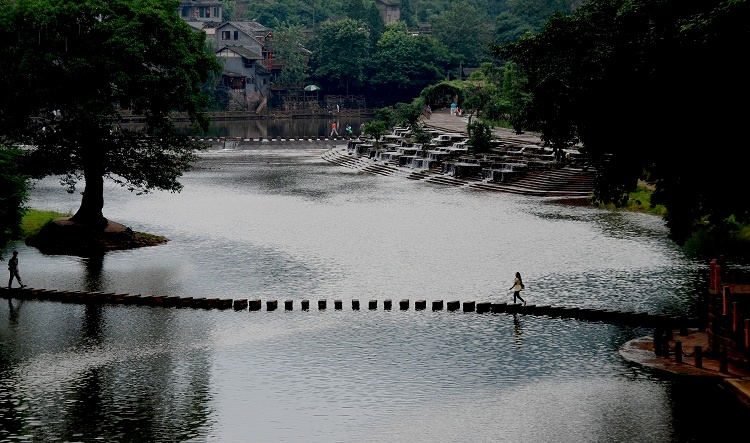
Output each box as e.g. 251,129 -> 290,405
421,109 -> 545,148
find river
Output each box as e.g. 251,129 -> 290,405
1,136 -> 748,441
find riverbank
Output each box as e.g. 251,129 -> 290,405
620,329 -> 750,409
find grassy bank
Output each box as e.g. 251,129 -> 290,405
20,209 -> 168,255
613,185 -> 750,259
601,182 -> 668,217
20,209 -> 70,238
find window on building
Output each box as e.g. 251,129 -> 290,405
234,31 -> 239,40
221,31 -> 230,40
206,9 -> 211,18
213,7 -> 219,18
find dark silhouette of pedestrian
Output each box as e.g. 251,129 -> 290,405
7,250 -> 26,289
509,271 -> 525,305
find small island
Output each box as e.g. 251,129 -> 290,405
26,217 -> 167,256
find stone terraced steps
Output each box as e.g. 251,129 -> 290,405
322,148 -> 595,198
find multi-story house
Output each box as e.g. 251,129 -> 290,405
178,2 -> 310,111
178,2 -> 274,110
213,21 -> 275,109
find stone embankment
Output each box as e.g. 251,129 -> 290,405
321,147 -> 595,198
322,110 -> 595,199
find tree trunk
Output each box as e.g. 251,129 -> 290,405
70,168 -> 107,228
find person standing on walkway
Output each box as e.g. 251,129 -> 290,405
509,271 -> 525,305
7,251 -> 26,289
330,122 -> 339,137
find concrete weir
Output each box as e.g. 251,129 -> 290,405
0,287 -> 699,329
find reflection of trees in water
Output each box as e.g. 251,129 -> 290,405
56,250 -> 216,440
62,367 -> 107,440
171,117 -> 372,139
83,253 -> 105,293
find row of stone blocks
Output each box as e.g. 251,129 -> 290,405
0,288 -> 697,328
2,288 -> 233,310
237,298 -> 696,328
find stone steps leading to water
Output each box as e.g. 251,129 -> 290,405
322,148 -> 595,199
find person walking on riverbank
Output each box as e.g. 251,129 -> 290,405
7,251 -> 25,289
509,272 -> 525,305
330,122 -> 339,137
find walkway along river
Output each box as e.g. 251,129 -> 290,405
1,134 -> 749,441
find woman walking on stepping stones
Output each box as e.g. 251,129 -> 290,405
509,271 -> 525,305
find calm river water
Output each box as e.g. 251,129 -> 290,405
1,138 -> 749,442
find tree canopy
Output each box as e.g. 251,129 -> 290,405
0,147 -> 28,259
0,0 -> 220,228
370,22 -> 452,103
311,18 -> 372,91
268,22 -> 310,89
498,0 -> 750,244
238,0 -> 577,100
429,1 -> 494,66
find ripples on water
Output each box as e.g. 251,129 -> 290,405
1,144 -> 747,441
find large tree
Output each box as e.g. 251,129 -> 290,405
498,0 -> 750,244
311,18 -> 372,93
370,22 -> 452,103
268,22 -> 310,89
430,1 -> 494,67
0,0 -> 220,228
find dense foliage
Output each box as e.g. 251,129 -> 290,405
498,0 -> 750,244
226,0 -> 576,101
267,22 -> 309,88
0,0 -> 220,227
0,147 -> 28,258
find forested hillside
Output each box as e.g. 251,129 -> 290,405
220,0 -> 578,104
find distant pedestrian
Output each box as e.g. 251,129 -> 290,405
331,122 -> 339,137
346,124 -> 353,137
359,122 -> 365,136
7,251 -> 26,289
450,102 -> 457,116
509,271 -> 525,305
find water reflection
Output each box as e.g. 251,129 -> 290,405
174,116 -> 371,139
512,312 -> 523,349
1,142 -> 749,441
6,299 -> 21,328
83,253 -> 105,292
